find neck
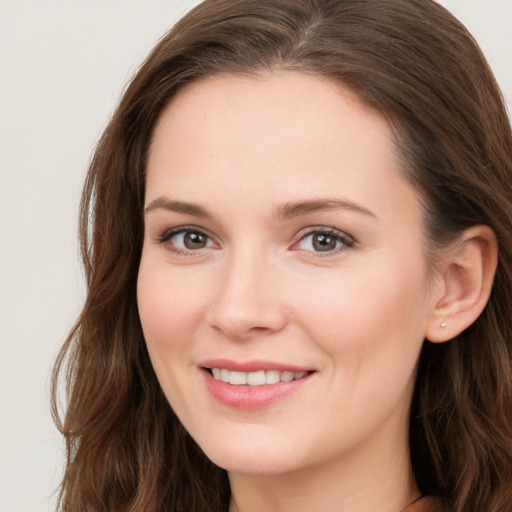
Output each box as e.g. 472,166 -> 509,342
228,414 -> 419,512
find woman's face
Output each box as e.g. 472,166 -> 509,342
137,71 -> 439,476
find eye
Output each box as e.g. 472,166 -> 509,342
159,227 -> 216,253
294,229 -> 354,254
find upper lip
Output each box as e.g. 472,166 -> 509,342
199,358 -> 314,373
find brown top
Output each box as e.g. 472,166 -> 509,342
401,496 -> 447,512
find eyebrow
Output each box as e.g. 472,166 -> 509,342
273,198 -> 376,220
144,196 -> 376,220
144,198 -> 212,218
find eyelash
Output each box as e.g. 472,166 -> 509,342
157,226 -> 214,256
293,227 -> 355,258
156,226 -> 355,257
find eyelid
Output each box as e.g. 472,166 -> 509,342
158,225 -> 209,242
157,225 -> 218,254
291,226 -> 356,256
154,224 -> 355,257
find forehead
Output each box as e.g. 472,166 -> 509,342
150,71 -> 389,158
146,71 -> 420,226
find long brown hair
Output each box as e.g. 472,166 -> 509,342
52,1 -> 512,510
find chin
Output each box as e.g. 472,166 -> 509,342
191,425 -> 322,476
206,448 -> 300,475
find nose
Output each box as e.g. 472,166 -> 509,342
205,249 -> 288,340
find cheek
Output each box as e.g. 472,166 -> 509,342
137,263 -> 209,355
290,258 -> 429,439
293,255 -> 429,367
136,261 -> 214,423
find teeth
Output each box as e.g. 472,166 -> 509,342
210,368 -> 309,386
229,371 -> 247,385
265,370 -> 280,384
247,370 -> 265,386
280,371 -> 294,382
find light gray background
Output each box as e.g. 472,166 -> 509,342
0,1 -> 510,511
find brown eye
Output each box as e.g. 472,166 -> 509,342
183,231 -> 208,249
295,229 -> 354,254
163,229 -> 215,252
312,233 -> 338,252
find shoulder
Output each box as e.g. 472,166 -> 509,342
402,496 -> 448,512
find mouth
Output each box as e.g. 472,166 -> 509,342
199,360 -> 315,409
206,368 -> 312,386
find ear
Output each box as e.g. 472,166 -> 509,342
425,225 -> 498,343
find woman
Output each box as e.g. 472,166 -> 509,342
51,0 -> 512,511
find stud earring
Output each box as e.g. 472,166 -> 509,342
440,321 -> 447,329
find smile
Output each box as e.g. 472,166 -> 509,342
210,368 -> 308,386
200,361 -> 315,409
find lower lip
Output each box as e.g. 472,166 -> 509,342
202,370 -> 313,410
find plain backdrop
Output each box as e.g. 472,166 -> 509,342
0,1 -> 510,511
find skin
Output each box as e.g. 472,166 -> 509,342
137,71 -> 446,512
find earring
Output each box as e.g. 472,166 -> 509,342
440,321 -> 447,329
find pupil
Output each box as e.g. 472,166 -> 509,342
184,232 -> 206,249
313,233 -> 336,251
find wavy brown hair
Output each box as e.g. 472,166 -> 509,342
52,0 -> 512,510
